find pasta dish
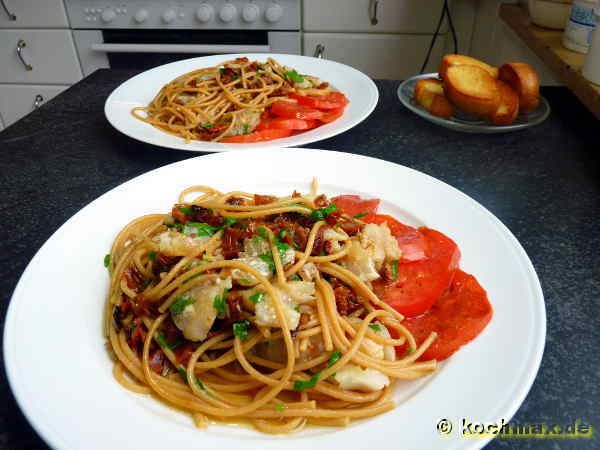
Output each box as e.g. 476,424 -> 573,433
104,180 -> 492,433
132,57 -> 349,143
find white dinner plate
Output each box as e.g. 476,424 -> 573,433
105,54 -> 378,152
4,148 -> 545,450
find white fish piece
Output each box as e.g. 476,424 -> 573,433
343,239 -> 380,282
299,262 -> 319,281
171,277 -> 232,341
255,286 -> 300,330
361,223 -> 401,270
231,256 -> 272,284
285,281 -> 316,303
153,231 -> 209,257
323,227 -> 348,253
334,363 -> 390,392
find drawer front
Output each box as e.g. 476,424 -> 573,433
303,0 -> 445,33
0,84 -> 68,126
303,33 -> 446,80
0,0 -> 69,28
0,30 -> 82,84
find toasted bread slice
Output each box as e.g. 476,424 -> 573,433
439,54 -> 499,80
414,78 -> 455,118
498,62 -> 540,114
490,80 -> 519,125
443,65 -> 501,117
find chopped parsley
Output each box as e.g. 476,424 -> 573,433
223,217 -> 238,227
327,350 -> 342,367
177,367 -> 206,390
213,288 -> 228,315
155,332 -> 183,350
289,273 -> 301,281
257,226 -> 269,239
239,278 -> 253,285
368,323 -> 382,332
274,403 -> 286,411
201,123 -> 213,129
170,294 -> 195,315
275,240 -> 290,262
243,123 -> 250,134
279,229 -> 288,239
259,253 -> 275,272
391,259 -> 399,280
103,254 -> 110,268
249,292 -> 265,303
406,347 -> 415,355
353,212 -> 369,219
179,206 -> 194,215
294,305 -> 300,312
148,251 -> 157,262
311,203 -> 337,221
285,69 -> 305,84
233,320 -> 250,340
182,221 -> 219,237
293,372 -> 321,391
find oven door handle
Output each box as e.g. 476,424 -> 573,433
91,43 -> 271,54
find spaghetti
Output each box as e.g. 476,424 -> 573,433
105,181 -> 437,434
131,57 -> 348,143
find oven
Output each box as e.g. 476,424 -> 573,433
64,1 -> 301,75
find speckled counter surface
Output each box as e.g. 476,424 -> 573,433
0,70 -> 598,450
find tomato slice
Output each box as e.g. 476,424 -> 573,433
373,228 -> 460,317
220,128 -> 293,143
364,214 -> 427,262
399,269 -> 493,361
331,195 -> 380,218
256,118 -> 317,131
270,100 -> 324,120
289,92 -> 349,110
319,107 -> 345,123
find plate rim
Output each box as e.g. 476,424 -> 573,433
397,73 -> 551,133
104,54 -> 379,152
3,148 -> 546,450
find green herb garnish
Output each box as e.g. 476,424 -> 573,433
274,403 -> 286,411
353,212 -> 369,219
213,289 -> 228,315
201,123 -> 213,129
311,202 -> 337,221
279,229 -> 288,239
294,305 -> 300,312
177,367 -> 206,390
148,251 -> 157,262
223,217 -> 238,227
259,253 -> 275,272
368,324 -> 381,332
327,350 -> 342,367
183,222 -> 219,237
249,292 -> 264,303
233,320 -> 250,340
243,123 -> 250,134
257,226 -> 269,239
275,240 -> 290,262
391,259 -> 399,280
289,274 -> 301,281
155,332 -> 183,350
293,372 -> 321,391
285,69 -> 305,84
104,254 -> 110,268
170,294 -> 195,315
406,347 -> 415,355
179,206 -> 194,215
239,278 -> 253,285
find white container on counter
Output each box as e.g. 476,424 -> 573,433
562,0 -> 598,53
582,10 -> 600,84
528,0 -> 572,30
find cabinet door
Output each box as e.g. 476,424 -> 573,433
0,84 -> 68,126
303,33 -> 446,80
0,0 -> 69,28
0,30 -> 82,84
0,113 -> 4,131
303,0 -> 445,33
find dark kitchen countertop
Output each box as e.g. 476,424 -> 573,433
1,69 -> 598,450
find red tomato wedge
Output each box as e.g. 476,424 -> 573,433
319,107 -> 345,123
289,92 -> 349,110
220,128 -> 293,143
270,101 -> 324,120
331,195 -> 380,218
256,118 -> 318,131
364,214 -> 427,262
373,228 -> 460,317
400,269 -> 493,361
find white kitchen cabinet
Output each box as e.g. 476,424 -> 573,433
0,114 -> 4,131
303,33 -> 446,79
303,0 -> 446,33
0,84 -> 67,127
0,30 -> 82,84
0,0 -> 69,28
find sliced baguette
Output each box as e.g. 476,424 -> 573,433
490,80 -> 519,125
498,62 -> 540,114
414,78 -> 455,118
439,54 -> 499,80
443,65 -> 501,118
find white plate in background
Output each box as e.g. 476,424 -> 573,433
4,148 -> 545,450
105,54 -> 378,152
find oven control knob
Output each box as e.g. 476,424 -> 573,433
101,8 -> 116,23
242,4 -> 260,22
134,9 -> 149,23
219,4 -> 237,22
162,8 -> 177,23
265,3 -> 283,23
196,4 -> 214,23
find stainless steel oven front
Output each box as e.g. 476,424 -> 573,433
64,1 -> 301,75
